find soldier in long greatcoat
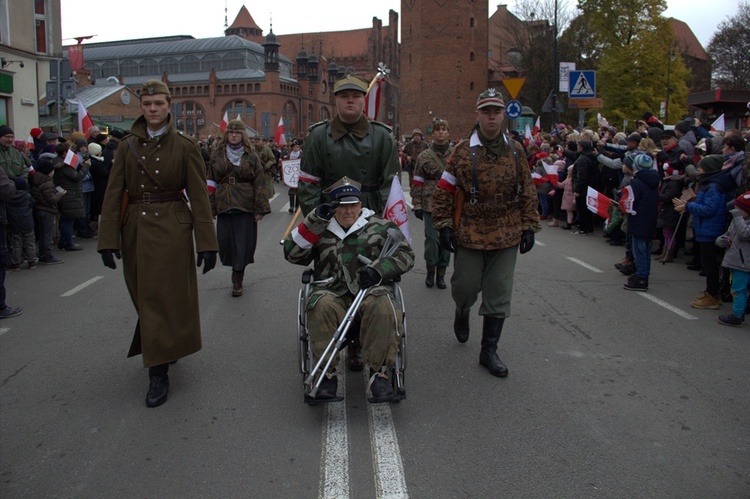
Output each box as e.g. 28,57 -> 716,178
97,80 -> 219,408
432,89 -> 540,379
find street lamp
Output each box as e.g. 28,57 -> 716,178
665,49 -> 676,124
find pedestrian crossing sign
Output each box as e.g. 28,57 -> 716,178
569,70 -> 596,98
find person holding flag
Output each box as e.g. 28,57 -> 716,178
571,138 -> 602,235
431,88 -> 540,378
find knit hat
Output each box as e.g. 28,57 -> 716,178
110,130 -> 125,140
697,154 -> 724,174
87,143 -> 103,157
627,133 -> 642,144
30,127 -> 43,139
0,125 -> 13,137
675,122 -> 691,134
633,153 -> 654,171
40,132 -> 57,142
12,140 -> 25,150
734,191 -> 750,213
36,157 -> 55,175
74,138 -> 87,149
660,129 -> 677,139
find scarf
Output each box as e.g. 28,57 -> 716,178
226,142 -> 244,166
433,143 -> 450,156
477,130 -> 506,158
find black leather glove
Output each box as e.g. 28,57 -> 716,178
315,203 -> 336,221
100,249 -> 121,269
413,209 -> 424,220
519,230 -> 535,254
358,266 -> 381,290
439,228 -> 457,253
196,251 -> 217,274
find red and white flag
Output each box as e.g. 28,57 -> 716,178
619,185 -> 637,215
710,114 -> 725,132
524,123 -> 532,147
531,171 -> 547,186
532,116 -> 541,136
274,116 -> 286,146
586,186 -> 613,219
64,149 -> 79,168
364,77 -> 383,120
543,162 -> 559,186
26,135 -> 35,150
383,176 -> 411,244
219,111 -> 229,132
78,101 -> 94,138
206,179 -> 217,194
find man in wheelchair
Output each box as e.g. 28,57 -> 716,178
283,176 -> 414,403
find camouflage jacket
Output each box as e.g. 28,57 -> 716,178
284,208 -> 414,297
412,144 -> 451,212
255,145 -> 276,173
207,146 -> 271,216
403,140 -> 428,168
432,131 -> 540,250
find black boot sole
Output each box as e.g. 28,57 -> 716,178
479,358 -> 509,377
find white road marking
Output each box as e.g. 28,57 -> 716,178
365,373 -> 409,499
269,193 -> 280,203
0,328 -> 9,337
321,362 -> 349,499
565,256 -> 604,273
636,293 -> 699,320
535,241 -> 546,247
61,276 -> 104,297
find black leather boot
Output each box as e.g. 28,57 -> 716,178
231,270 -> 244,297
289,194 -> 295,213
454,309 -> 470,343
479,316 -> 508,377
367,368 -> 393,403
425,271 -> 435,288
146,364 -> 169,407
436,267 -> 447,289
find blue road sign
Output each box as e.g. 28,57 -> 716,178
505,100 -> 523,119
569,70 -> 596,98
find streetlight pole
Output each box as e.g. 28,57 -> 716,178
665,48 -> 675,124
552,0 -> 559,127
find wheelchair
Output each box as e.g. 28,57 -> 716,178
297,269 -> 407,404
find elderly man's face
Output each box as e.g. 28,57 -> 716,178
0,133 -> 14,148
661,136 -> 677,148
333,201 -> 361,228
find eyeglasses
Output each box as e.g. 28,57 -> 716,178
227,131 -> 243,135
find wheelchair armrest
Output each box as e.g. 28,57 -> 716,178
302,269 -> 314,284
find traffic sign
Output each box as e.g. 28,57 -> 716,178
569,70 -> 596,98
501,78 -> 526,100
568,98 -> 603,109
505,100 -> 523,119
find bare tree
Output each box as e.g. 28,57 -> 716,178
707,2 -> 750,89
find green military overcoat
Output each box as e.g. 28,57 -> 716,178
98,115 -> 219,367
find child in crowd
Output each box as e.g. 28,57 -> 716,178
31,155 -> 65,264
622,153 -> 660,291
7,176 -> 37,269
714,191 -> 750,326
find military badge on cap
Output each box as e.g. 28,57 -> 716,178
324,176 -> 362,204
140,79 -> 171,99
333,74 -> 369,95
476,88 -> 506,109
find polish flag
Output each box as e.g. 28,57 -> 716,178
586,186 -> 613,219
78,101 -> 94,139
524,123 -> 532,147
531,171 -> 547,186
364,77 -> 382,120
532,116 -> 541,136
383,176 -> 411,244
710,114 -> 725,132
219,111 -> 229,132
64,149 -> 79,168
619,185 -> 637,215
274,116 -> 287,146
206,179 -> 217,194
26,135 -> 35,150
543,162 -> 559,186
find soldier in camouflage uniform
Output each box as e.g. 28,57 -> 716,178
253,136 -> 276,198
431,89 -> 540,378
403,128 -> 429,187
284,177 -> 414,403
412,119 -> 452,289
297,74 -> 400,217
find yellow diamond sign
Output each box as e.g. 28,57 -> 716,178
502,78 -> 526,100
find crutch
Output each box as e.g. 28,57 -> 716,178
662,211 -> 685,265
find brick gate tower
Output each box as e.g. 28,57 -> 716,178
399,0 -> 488,141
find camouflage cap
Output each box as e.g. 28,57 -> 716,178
324,176 -> 362,204
333,74 -> 369,95
476,88 -> 505,109
226,119 -> 245,131
411,128 -> 423,137
140,79 -> 171,99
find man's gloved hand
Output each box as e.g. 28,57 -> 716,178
358,266 -> 381,290
519,230 -> 535,254
439,228 -> 457,253
100,249 -> 121,269
413,209 -> 424,220
196,251 -> 217,274
315,203 -> 336,221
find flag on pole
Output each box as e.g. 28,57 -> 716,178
78,101 -> 94,138
383,176 -> 411,244
710,114 -> 725,132
524,123 -> 532,147
586,186 -> 613,219
64,149 -> 79,168
364,77 -> 383,120
531,171 -> 547,186
619,185 -> 637,215
219,111 -> 229,132
274,116 -> 287,146
532,116 -> 541,136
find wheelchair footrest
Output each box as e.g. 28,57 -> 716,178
304,394 -> 344,405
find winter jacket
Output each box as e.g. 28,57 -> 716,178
656,175 -> 684,229
31,171 -> 63,215
572,151 -> 601,195
626,169 -> 660,240
678,130 -> 697,157
686,174 -> 728,242
54,159 -> 90,219
6,186 -> 35,233
716,210 -> 750,271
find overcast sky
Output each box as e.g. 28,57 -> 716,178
61,0 -> 737,49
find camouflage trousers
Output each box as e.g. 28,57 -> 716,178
307,288 -> 402,369
451,245 -> 518,318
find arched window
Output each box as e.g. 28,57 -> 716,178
319,107 -> 331,121
470,81 -> 475,92
160,57 -> 179,75
172,101 -> 206,137
224,52 -> 244,70
470,51 -> 475,62
121,60 -> 139,77
181,55 -> 200,73
282,100 -> 298,137
101,61 -> 118,79
222,100 -> 255,121
141,58 -> 158,76
202,53 -> 222,72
